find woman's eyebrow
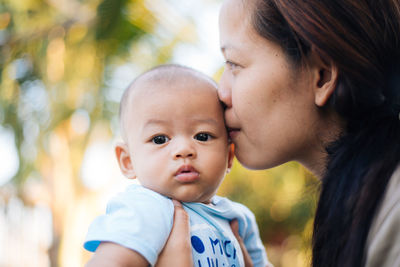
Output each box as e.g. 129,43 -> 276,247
221,44 -> 242,56
221,45 -> 233,53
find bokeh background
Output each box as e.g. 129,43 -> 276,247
0,0 -> 319,266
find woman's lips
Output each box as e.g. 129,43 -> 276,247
174,165 -> 199,183
228,128 -> 240,140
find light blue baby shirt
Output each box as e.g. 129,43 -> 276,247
84,184 -> 270,267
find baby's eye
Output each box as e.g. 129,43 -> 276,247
152,135 -> 169,144
194,133 -> 213,142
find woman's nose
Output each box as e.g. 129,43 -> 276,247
173,139 -> 197,159
218,71 -> 232,108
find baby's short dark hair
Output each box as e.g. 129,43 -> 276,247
119,64 -> 218,141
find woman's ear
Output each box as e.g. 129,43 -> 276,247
115,142 -> 136,179
310,51 -> 338,107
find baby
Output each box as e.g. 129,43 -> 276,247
84,64 -> 271,267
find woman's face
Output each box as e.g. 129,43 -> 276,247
218,0 -> 323,170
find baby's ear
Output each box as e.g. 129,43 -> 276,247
115,142 -> 136,179
227,143 -> 235,171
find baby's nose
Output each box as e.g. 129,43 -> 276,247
173,139 -> 196,159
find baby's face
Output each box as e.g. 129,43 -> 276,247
122,78 -> 232,203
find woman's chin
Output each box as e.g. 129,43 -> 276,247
235,153 -> 266,170
235,148 -> 280,170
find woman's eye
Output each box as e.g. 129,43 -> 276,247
152,135 -> 169,144
225,60 -> 239,70
195,133 -> 212,142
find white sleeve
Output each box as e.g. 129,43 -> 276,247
365,166 -> 400,267
84,186 -> 174,266
365,200 -> 400,267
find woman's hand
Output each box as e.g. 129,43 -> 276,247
155,200 -> 193,267
154,201 -> 254,267
230,219 -> 254,267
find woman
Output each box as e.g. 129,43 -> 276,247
157,0 -> 400,266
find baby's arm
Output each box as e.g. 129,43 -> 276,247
85,201 -> 189,267
85,242 -> 148,267
84,186 -> 176,266
233,202 -> 274,267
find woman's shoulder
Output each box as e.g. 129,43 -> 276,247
370,165 -> 400,226
365,164 -> 400,267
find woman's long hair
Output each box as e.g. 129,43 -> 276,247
251,0 -> 400,266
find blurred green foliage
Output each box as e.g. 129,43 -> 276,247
0,0 -> 319,266
218,161 -> 318,266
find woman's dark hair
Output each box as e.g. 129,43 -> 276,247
251,0 -> 400,266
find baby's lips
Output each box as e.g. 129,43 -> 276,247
174,165 -> 200,183
175,164 -> 198,175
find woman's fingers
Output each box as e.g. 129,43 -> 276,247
155,200 -> 192,267
230,219 -> 254,267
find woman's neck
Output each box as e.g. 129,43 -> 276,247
300,112 -> 345,179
